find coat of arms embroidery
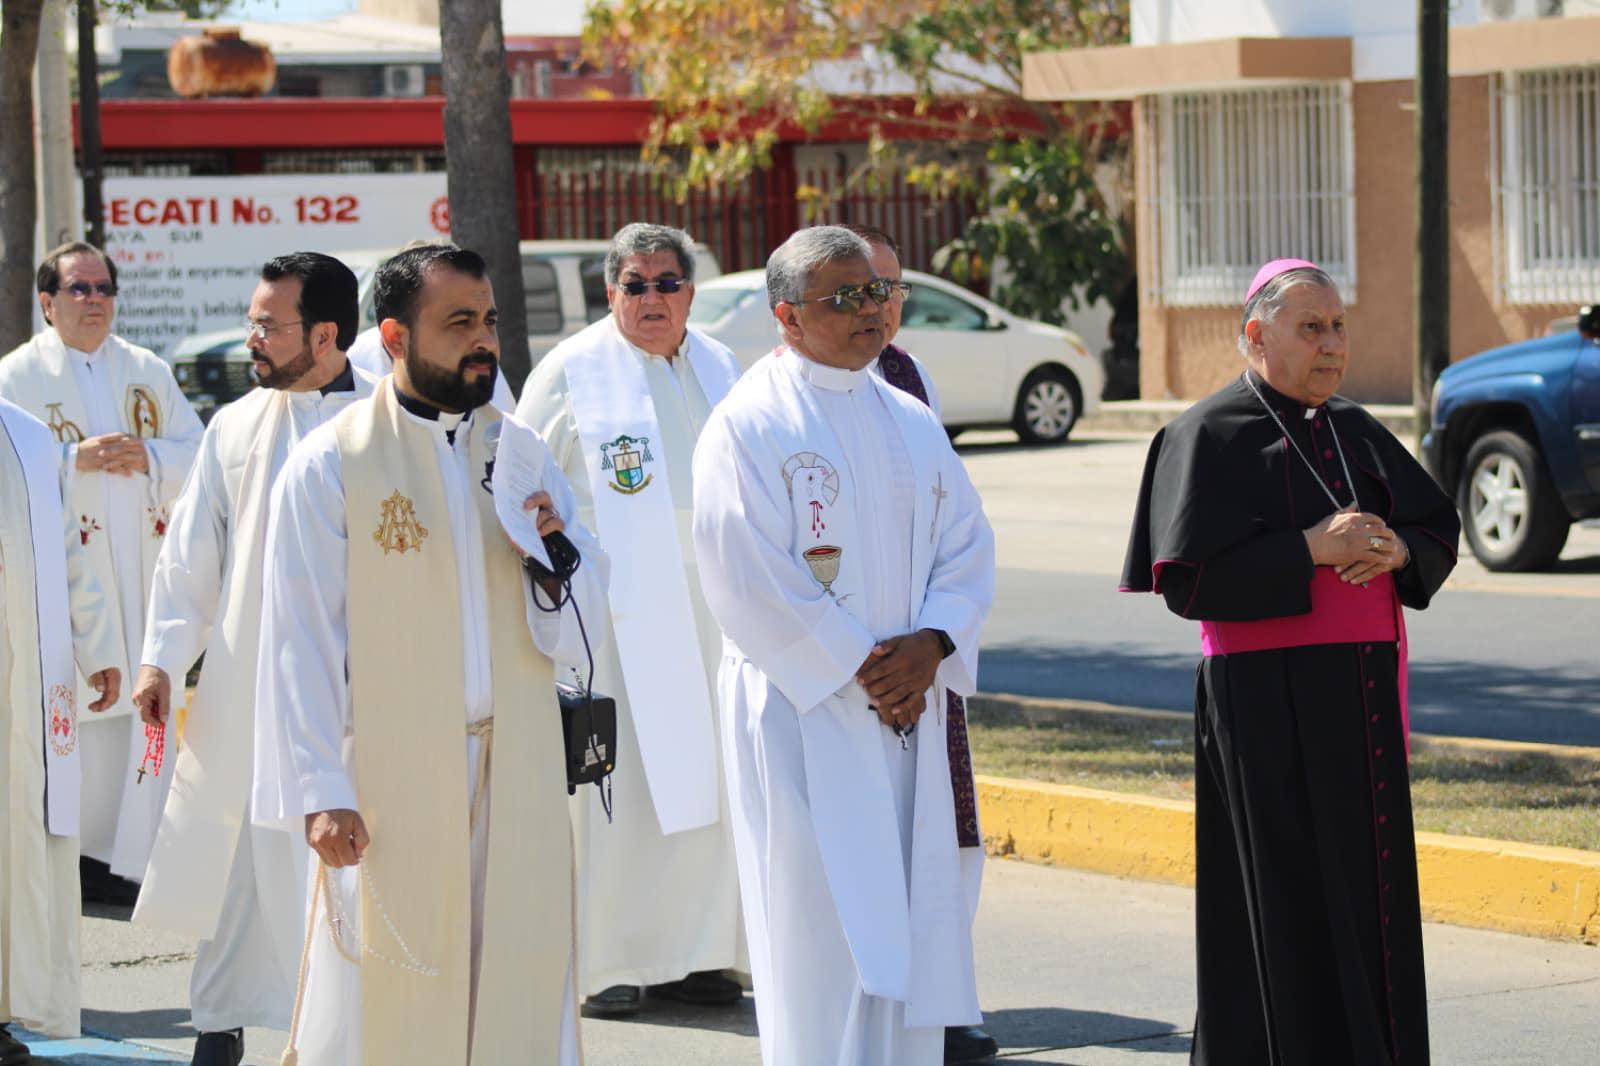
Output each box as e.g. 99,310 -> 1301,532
148,504 -> 170,538
126,385 -> 162,439
601,434 -> 654,495
373,491 -> 428,554
79,514 -> 103,546
48,683 -> 77,756
45,403 -> 84,443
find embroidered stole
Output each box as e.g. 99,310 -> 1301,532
875,346 -> 981,849
136,392 -> 294,937
337,387 -> 572,1063
561,319 -> 738,834
0,403 -> 81,836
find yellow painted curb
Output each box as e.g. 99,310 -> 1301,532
976,775 -> 1600,944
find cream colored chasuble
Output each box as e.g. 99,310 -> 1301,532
316,386 -> 574,1063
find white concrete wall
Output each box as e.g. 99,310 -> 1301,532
1126,0 -> 1593,82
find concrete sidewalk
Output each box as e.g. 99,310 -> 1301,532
57,858 -> 1600,1064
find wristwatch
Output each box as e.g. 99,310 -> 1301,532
927,628 -> 956,659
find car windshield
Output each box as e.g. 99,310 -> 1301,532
689,286 -> 759,324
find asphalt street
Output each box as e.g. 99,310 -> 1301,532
962,431 -> 1600,746
44,858 -> 1600,1064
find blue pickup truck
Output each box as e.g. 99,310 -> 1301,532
1422,305 -> 1600,571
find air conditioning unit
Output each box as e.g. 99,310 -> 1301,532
383,64 -> 425,97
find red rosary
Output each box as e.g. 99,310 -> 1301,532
136,722 -> 165,784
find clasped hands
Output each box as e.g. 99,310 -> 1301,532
856,629 -> 945,732
1304,506 -> 1410,585
76,432 -> 149,475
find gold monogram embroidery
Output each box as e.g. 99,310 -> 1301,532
373,491 -> 428,554
45,403 -> 84,443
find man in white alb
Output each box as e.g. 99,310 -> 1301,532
253,243 -> 606,1065
846,223 -> 998,1066
518,222 -> 747,1017
0,242 -> 204,903
0,397 -> 122,1060
131,253 -> 377,1066
691,226 -> 995,1065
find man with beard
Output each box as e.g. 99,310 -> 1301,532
0,242 -> 204,905
129,253 -> 376,1066
346,241 -> 513,412
253,243 -> 606,1065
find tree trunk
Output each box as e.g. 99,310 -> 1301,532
439,0 -> 531,394
77,0 -> 103,248
0,0 -> 46,355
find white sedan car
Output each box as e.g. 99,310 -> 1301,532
689,268 -> 1103,443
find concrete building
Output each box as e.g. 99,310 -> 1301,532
1025,1 -> 1600,402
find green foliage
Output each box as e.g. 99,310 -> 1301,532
585,0 -> 1133,320
935,136 -> 1128,326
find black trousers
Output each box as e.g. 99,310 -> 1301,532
1191,642 -> 1430,1066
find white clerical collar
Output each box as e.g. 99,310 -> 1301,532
60,334 -> 105,365
622,334 -> 689,363
785,347 -> 869,393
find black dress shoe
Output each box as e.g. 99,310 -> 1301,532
191,1027 -> 243,1066
582,984 -> 642,1018
945,1024 -> 999,1063
78,856 -> 140,908
0,1025 -> 31,1066
646,970 -> 744,1006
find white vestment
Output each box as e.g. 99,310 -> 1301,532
518,317 -> 748,993
0,328 -> 203,879
691,350 -> 995,1065
133,366 -> 376,1032
0,398 -> 120,1037
252,395 -> 606,1066
347,325 -> 515,413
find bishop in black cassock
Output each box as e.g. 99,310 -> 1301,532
1122,260 -> 1460,1066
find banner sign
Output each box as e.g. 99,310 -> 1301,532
102,172 -> 449,358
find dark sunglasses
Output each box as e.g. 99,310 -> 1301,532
798,278 -> 895,313
61,281 -> 118,299
617,278 -> 687,296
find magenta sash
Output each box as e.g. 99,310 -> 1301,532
1201,567 -> 1412,746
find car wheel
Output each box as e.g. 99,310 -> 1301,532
1012,367 -> 1080,445
1458,430 -> 1571,571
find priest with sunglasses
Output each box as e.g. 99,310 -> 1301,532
517,223 -> 749,1018
0,241 -> 203,906
692,226 -> 995,1065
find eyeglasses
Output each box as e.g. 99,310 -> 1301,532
617,278 -> 687,297
796,278 -> 895,313
886,280 -> 912,301
244,319 -> 305,341
60,281 -> 118,299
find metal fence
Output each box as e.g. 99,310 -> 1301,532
525,148 -> 981,274
1146,83 -> 1356,306
1494,65 -> 1600,306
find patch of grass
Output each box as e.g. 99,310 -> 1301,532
967,713 -> 1600,853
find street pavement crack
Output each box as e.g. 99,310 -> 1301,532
1432,975 -> 1600,1003
996,1027 -> 1195,1057
96,951 -> 196,969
